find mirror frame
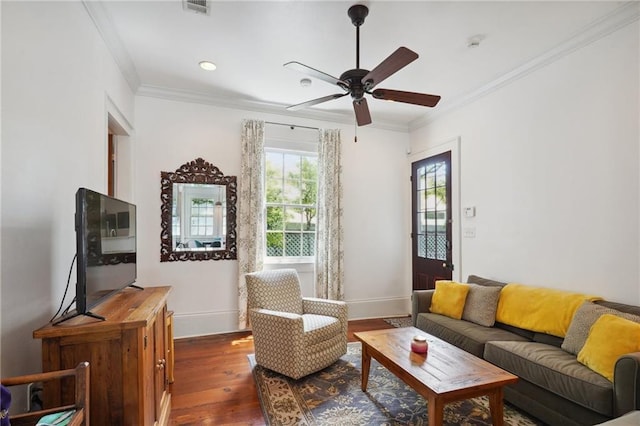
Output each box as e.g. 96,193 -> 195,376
160,158 -> 237,262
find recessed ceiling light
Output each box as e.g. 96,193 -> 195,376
300,78 -> 312,87
199,61 -> 217,71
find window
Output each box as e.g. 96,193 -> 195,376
189,197 -> 214,237
265,149 -> 318,259
171,183 -> 226,249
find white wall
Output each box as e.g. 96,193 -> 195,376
134,96 -> 411,338
1,1 -> 135,384
410,22 -> 640,304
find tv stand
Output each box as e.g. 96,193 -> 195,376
51,310 -> 105,326
52,285 -> 143,325
34,286 -> 172,426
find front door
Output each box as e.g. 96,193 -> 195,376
412,151 -> 453,290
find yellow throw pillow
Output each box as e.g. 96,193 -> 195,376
495,283 -> 602,337
577,314 -> 640,381
429,281 -> 470,320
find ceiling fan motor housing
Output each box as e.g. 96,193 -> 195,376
339,68 -> 369,101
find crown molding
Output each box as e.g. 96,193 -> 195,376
82,0 -> 140,93
85,1 -> 638,134
408,1 -> 640,132
136,85 -> 410,133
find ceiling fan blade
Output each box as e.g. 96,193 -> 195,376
353,98 -> 372,126
286,93 -> 348,111
372,89 -> 441,107
361,47 -> 418,90
284,61 -> 347,87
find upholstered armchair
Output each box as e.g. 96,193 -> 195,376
245,269 -> 348,380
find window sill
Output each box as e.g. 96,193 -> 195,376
263,258 -> 315,273
264,257 -> 314,265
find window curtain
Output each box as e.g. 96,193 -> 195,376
315,129 -> 344,300
238,119 -> 265,329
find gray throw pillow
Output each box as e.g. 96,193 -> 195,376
561,301 -> 640,355
461,284 -> 502,327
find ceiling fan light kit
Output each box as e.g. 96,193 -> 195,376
284,4 -> 441,126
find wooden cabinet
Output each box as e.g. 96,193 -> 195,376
34,286 -> 172,426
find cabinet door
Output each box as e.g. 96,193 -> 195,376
153,306 -> 168,423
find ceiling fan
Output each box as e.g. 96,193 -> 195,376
284,4 -> 441,126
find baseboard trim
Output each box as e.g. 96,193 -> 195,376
346,296 -> 411,320
173,296 -> 412,338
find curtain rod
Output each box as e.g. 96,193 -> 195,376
265,121 -> 319,131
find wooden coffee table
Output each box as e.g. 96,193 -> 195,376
354,327 -> 518,426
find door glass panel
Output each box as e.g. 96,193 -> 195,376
417,234 -> 426,257
415,160 -> 448,261
417,168 -> 426,190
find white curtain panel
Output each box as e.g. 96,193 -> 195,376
238,119 -> 265,329
315,129 -> 344,300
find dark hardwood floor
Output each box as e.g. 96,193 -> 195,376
169,318 -> 395,425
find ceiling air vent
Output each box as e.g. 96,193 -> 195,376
183,0 -> 209,15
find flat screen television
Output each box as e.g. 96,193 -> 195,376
73,188 -> 138,320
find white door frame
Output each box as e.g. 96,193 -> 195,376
408,137 -> 462,282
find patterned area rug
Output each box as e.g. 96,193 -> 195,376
248,343 -> 543,425
383,316 -> 413,328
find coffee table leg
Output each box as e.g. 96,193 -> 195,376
488,388 -> 505,426
361,344 -> 371,391
427,395 -> 444,426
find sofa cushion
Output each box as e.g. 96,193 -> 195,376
415,312 -> 528,357
484,341 -> 613,416
430,281 -> 470,320
494,322 -> 536,340
532,332 -> 564,348
496,283 -> 602,337
466,275 -> 506,288
577,314 -> 640,381
596,300 -> 640,316
462,284 -> 502,327
562,301 -> 640,355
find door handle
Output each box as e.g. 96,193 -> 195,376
442,262 -> 454,271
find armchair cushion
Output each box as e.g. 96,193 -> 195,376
302,314 -> 341,346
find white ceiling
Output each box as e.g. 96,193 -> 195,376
94,0 -> 634,130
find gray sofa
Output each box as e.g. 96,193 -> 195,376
411,275 -> 640,426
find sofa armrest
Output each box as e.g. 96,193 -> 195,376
411,290 -> 434,326
614,351 -> 640,416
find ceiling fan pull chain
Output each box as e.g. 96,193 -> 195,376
354,122 -> 358,143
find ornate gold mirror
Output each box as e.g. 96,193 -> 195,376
160,158 -> 237,261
